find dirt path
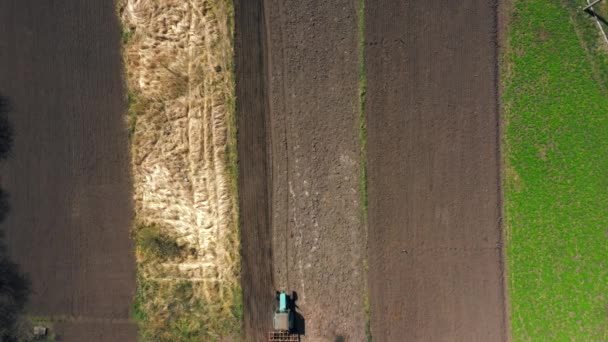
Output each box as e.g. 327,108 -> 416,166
365,1 -> 507,341
235,0 -> 275,340
0,1 -> 136,340
265,0 -> 366,340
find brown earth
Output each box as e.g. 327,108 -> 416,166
53,319 -> 137,342
237,0 -> 367,340
365,1 -> 507,341
265,0 -> 366,341
235,0 -> 275,340
0,1 -> 137,341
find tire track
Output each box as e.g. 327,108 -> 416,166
235,0 -> 275,340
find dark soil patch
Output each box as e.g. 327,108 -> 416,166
0,1 -> 136,340
365,1 -> 507,340
54,320 -> 137,342
235,0 -> 275,340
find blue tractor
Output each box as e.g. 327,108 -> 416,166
273,291 -> 295,332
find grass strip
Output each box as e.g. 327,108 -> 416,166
503,1 -> 608,340
357,0 -> 371,341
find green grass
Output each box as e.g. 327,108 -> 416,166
358,0 -> 368,222
131,222 -> 242,342
132,276 -> 242,342
126,91 -> 141,141
223,0 -> 244,334
27,317 -> 58,342
503,1 -> 608,340
357,0 -> 371,341
134,223 -> 183,262
121,27 -> 134,45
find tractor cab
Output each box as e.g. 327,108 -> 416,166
273,291 -> 295,332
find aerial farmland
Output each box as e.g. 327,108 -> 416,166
0,1 -> 607,341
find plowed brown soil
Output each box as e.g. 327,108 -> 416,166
235,0 -> 275,340
0,1 -> 136,341
53,320 -> 137,342
365,1 -> 507,341
237,0 -> 366,341
266,0 -> 366,341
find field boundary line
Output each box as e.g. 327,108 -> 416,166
30,316 -> 135,324
497,0 -> 513,340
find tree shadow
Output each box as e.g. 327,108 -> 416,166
0,250 -> 31,341
0,95 -> 14,161
0,189 -> 10,224
0,94 -> 29,341
0,216 -> 31,341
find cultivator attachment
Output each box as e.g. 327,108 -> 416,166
269,331 -> 299,342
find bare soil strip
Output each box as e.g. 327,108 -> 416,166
234,0 -> 275,339
365,1 -> 507,340
266,0 -> 366,340
53,321 -> 137,342
0,1 -> 136,340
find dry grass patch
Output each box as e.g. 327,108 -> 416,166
118,0 -> 240,339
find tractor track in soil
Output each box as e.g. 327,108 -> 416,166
235,0 -> 275,340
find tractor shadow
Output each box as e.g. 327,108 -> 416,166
290,291 -> 305,336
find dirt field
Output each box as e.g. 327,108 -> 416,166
365,1 -> 507,341
265,0 -> 366,340
235,0 -> 275,340
237,1 -> 367,340
0,1 -> 136,341
53,320 -> 136,342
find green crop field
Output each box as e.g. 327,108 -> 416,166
503,0 -> 608,340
